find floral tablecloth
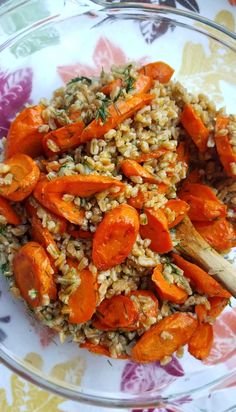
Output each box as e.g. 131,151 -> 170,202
1,0 -> 236,411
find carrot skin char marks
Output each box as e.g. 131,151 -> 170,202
139,208 -> 173,254
139,61 -> 174,83
34,174 -> 125,225
5,105 -> 45,159
131,312 -> 197,362
181,104 -> 209,152
120,159 -> 159,184
13,241 -> 57,308
67,258 -> 97,324
92,204 -> 139,270
178,182 -> 227,221
193,218 -> 236,252
42,120 -> 85,157
172,253 -> 231,298
0,196 -> 21,225
95,295 -> 138,329
80,93 -> 154,142
215,116 -> 236,177
0,154 -> 40,202
164,199 -> 190,229
152,264 -> 188,304
188,323 -> 214,360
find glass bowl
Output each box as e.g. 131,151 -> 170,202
0,0 -> 236,408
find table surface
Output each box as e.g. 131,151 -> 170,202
0,1 -> 236,411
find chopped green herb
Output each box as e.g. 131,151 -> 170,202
123,64 -> 135,93
95,96 -> 111,123
0,227 -> 6,235
68,76 -> 92,85
28,289 -> 38,300
0,262 -> 9,274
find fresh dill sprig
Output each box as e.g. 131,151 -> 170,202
123,64 -> 135,93
95,96 -> 111,123
68,76 -> 92,85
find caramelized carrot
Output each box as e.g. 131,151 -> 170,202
139,61 -> 174,83
139,208 -> 173,254
152,264 -> 188,304
188,323 -> 213,360
120,159 -> 159,184
128,186 -> 168,209
80,341 -> 129,359
0,154 -> 40,201
193,218 -> 236,252
172,253 -> 231,298
176,141 -> 189,168
34,174 -> 124,224
13,241 -> 57,308
92,204 -> 139,270
132,312 -> 197,362
208,296 -> 229,319
186,169 -> 201,183
42,120 -> 85,157
30,215 -> 59,255
215,115 -> 236,177
133,74 -> 153,93
68,259 -> 97,324
68,228 -> 93,239
101,78 -> 123,96
164,199 -> 190,228
96,295 -> 138,328
195,304 -> 208,323
129,290 -> 159,329
178,182 -> 227,221
181,104 -> 209,152
25,198 -> 67,235
0,196 -> 21,225
134,148 -> 168,163
5,105 -> 45,159
81,93 -> 154,142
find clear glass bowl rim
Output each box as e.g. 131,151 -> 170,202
0,2 -> 236,407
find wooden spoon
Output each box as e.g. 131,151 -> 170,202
175,216 -> 236,297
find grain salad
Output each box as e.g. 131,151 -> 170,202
0,61 -> 235,363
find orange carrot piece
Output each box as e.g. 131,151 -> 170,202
0,196 -> 21,225
30,215 -> 59,254
34,174 -> 124,224
80,341 -> 129,359
5,105 -> 45,159
13,241 -> 57,308
42,120 -> 85,157
139,208 -> 173,254
120,159 -> 159,184
128,186 -> 168,209
96,295 -> 138,328
186,169 -> 201,183
181,104 -> 209,152
0,154 -> 40,202
129,290 -> 159,329
25,198 -> 67,235
92,204 -> 139,270
139,61 -> 174,83
195,304 -> 208,323
188,323 -> 214,360
132,312 -> 197,362
208,296 -> 229,319
164,199 -> 190,229
215,115 -> 236,177
133,74 -> 153,93
193,218 -> 236,252
80,93 -> 154,142
172,253 -> 231,298
41,160 -> 61,173
176,141 -> 189,167
68,259 -> 97,324
178,182 -> 227,221
134,148 -> 168,163
68,228 -> 93,239
101,78 -> 123,96
152,264 -> 188,304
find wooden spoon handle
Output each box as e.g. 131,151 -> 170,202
175,216 -> 236,297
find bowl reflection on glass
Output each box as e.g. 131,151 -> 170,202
0,0 -> 236,408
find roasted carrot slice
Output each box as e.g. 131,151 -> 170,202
80,341 -> 129,359
128,290 -> 159,329
30,215 -> 59,254
128,185 -> 168,209
139,208 -> 173,254
195,304 -> 208,323
5,105 -> 45,159
120,159 -> 159,184
133,74 -> 153,93
68,228 -> 93,239
164,199 -> 190,229
68,259 -> 97,324
0,154 -> 40,202
178,182 -> 227,221
25,198 -> 67,235
215,115 -> 236,177
139,61 -> 174,83
193,218 -> 236,252
152,264 -> 188,304
132,312 -> 197,362
0,196 -> 21,225
34,174 -> 124,225
101,78 -> 123,96
181,104 -> 209,152
13,241 -> 57,308
80,93 -> 153,142
208,296 -> 229,319
186,169 -> 201,183
42,120 -> 85,157
176,141 -> 189,168
172,253 -> 231,298
92,204 -> 139,270
188,323 -> 213,360
96,295 -> 138,328
134,148 -> 168,163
